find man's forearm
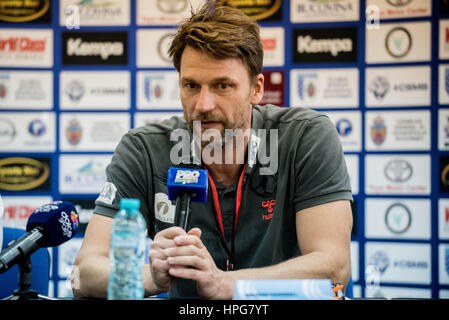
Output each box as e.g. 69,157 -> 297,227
72,255 -> 110,299
220,251 -> 350,299
73,257 -> 164,299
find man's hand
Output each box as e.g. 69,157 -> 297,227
164,227 -> 227,299
148,226 -> 187,293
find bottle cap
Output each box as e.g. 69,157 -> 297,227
120,198 -> 140,210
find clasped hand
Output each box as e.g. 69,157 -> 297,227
148,226 -> 226,299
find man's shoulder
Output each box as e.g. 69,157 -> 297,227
254,104 -> 325,125
128,115 -> 188,137
118,115 -> 188,152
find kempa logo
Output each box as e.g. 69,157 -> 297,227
66,38 -> 123,60
297,35 -> 352,57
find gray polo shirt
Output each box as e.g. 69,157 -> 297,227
94,104 -> 353,298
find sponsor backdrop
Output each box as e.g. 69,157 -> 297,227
0,0 -> 448,299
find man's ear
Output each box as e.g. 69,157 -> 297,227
250,73 -> 265,105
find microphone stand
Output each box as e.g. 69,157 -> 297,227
4,256 -> 55,300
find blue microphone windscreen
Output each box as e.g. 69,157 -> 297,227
26,201 -> 79,247
167,167 -> 208,202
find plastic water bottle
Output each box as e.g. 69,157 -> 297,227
107,198 -> 147,300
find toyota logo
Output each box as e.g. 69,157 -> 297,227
384,159 -> 413,182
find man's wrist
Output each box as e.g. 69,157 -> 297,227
142,264 -> 167,297
217,270 -> 236,299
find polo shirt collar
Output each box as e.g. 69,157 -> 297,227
245,105 -> 265,176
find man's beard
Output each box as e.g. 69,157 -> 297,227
186,108 -> 250,149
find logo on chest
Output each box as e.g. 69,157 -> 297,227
261,199 -> 276,221
154,192 -> 175,223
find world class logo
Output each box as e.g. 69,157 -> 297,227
0,157 -> 50,191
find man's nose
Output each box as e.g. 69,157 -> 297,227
194,87 -> 216,113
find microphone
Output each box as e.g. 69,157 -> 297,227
0,201 -> 79,273
167,167 -> 208,230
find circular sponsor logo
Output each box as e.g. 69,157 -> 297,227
385,27 -> 412,58
0,157 -> 50,191
158,33 -> 173,63
336,118 -> 352,137
384,159 -> 413,182
28,119 -> 46,137
384,203 -> 412,234
0,0 -> 50,22
369,76 -> 390,100
442,162 -> 449,187
65,80 -> 85,102
386,0 -> 413,6
157,0 -> 187,13
0,118 -> 16,144
217,0 -> 281,21
368,251 -> 390,275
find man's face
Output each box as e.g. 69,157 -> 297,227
179,46 -> 263,146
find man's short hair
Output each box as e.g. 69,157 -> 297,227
168,1 -> 264,82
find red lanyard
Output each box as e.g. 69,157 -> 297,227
207,164 -> 246,271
